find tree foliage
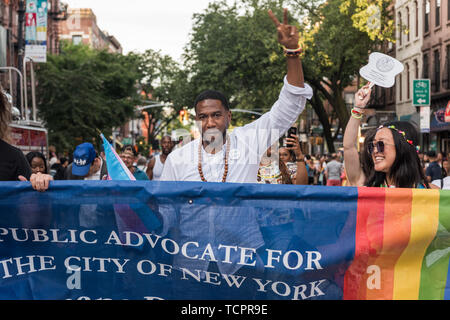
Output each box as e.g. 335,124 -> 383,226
178,0 -> 394,151
182,0 -> 291,126
128,49 -> 186,146
295,0 -> 393,151
339,0 -> 395,42
36,43 -> 141,153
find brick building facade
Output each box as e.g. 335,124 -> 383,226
58,8 -> 122,54
421,0 -> 450,153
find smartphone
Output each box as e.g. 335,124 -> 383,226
286,127 -> 297,148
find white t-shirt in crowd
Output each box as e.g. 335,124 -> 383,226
432,177 -> 450,190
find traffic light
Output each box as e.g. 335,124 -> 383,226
179,110 -> 185,123
179,109 -> 189,123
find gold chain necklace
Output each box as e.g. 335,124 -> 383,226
198,135 -> 230,182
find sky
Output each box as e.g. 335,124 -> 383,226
62,0 -> 214,62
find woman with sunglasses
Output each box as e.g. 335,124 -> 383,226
343,83 -> 430,189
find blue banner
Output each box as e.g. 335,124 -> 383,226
0,181 -> 358,300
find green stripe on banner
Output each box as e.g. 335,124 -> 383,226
419,190 -> 450,300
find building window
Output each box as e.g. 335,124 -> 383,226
414,59 -> 419,79
407,7 -> 410,42
406,63 -> 410,99
447,45 -> 450,89
72,35 -> 82,45
398,12 -> 402,46
415,1 -> 419,37
434,49 -> 440,92
436,0 -> 441,27
423,53 -> 429,79
399,73 -> 403,101
448,0 -> 450,21
424,0 -> 430,33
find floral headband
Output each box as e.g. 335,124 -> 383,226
377,125 -> 420,153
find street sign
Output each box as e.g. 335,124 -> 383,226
413,79 -> 430,106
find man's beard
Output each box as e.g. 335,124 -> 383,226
202,128 -> 226,154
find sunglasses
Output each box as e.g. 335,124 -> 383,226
367,141 -> 395,154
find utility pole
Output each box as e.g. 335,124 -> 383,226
16,0 -> 26,113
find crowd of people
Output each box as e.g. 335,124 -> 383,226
10,125 -> 448,192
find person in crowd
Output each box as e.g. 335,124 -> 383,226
437,152 -> 445,167
0,88 -> 51,190
25,151 -> 48,175
257,139 -> 307,185
432,159 -> 450,189
64,142 -> 108,180
423,152 -> 430,170
156,9 -> 313,299
147,135 -> 175,180
48,145 -> 58,167
258,145 -> 292,184
418,151 -> 426,174
136,157 -> 148,172
324,153 -> 343,186
317,154 -> 327,185
278,134 -> 308,185
160,9 -> 312,183
304,155 -> 315,185
343,83 -> 430,188
425,151 -> 442,183
50,157 -> 69,180
120,147 -> 149,180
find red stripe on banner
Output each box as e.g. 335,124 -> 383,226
365,188 -> 412,300
343,187 -> 386,300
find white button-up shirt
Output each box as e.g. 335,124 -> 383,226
161,77 -> 313,183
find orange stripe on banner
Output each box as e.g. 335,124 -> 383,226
344,187 -> 386,300
393,189 -> 440,300
365,188 -> 412,300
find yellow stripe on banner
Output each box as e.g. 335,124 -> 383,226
393,189 -> 439,300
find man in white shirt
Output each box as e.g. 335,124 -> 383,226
161,10 -> 313,184
157,10 -> 313,299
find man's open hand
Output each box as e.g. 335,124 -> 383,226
268,8 -> 299,49
19,173 -> 53,192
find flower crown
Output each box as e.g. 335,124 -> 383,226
377,125 -> 420,153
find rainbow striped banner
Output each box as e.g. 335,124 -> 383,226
344,187 -> 450,300
0,181 -> 449,300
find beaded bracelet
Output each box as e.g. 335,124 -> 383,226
283,46 -> 302,57
351,108 -> 363,119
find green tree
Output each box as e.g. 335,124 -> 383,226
179,0 -> 394,152
130,49 -> 193,146
36,43 -> 141,153
182,0 -> 291,126
295,0 -> 394,152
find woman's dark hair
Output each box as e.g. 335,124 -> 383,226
279,146 -> 296,162
361,121 -> 429,188
25,152 -> 48,174
279,160 -> 293,184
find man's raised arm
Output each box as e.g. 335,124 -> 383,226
235,9 -> 312,156
268,8 -> 304,88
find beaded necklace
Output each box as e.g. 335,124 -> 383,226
197,135 -> 230,182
